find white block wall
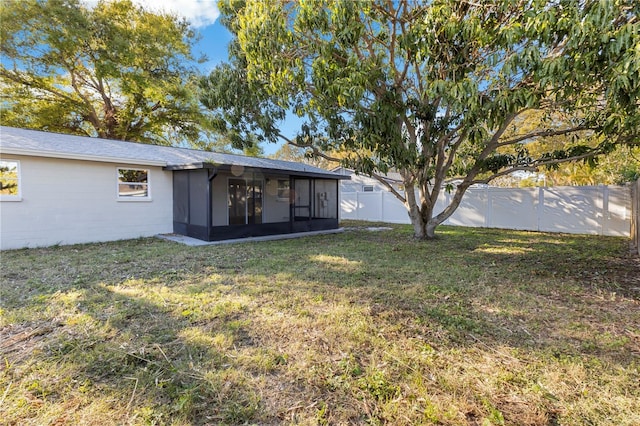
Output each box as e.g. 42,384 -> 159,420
1,155 -> 174,250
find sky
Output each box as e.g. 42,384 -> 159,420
87,0 -> 296,155
81,0 -> 228,68
117,0 -> 230,70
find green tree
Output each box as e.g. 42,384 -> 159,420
202,0 -> 639,239
494,110 -> 640,186
269,143 -> 310,163
269,143 -> 350,170
516,113 -> 640,186
543,145 -> 640,186
0,0 -> 211,146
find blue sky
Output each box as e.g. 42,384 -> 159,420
101,0 -> 297,155
192,15 -> 233,72
197,22 -> 307,155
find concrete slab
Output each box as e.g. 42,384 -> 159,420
344,226 -> 392,232
157,228 -> 345,247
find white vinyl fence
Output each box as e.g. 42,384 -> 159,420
340,185 -> 632,237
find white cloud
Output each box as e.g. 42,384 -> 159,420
80,0 -> 220,28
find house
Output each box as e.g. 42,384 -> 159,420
332,167 -> 404,193
0,126 -> 348,250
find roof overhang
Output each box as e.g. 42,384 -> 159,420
0,146 -> 167,167
330,166 -> 399,183
164,162 -> 350,180
0,144 -> 349,180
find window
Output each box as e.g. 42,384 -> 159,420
0,160 -> 21,201
277,179 -> 290,201
363,185 -> 374,192
117,168 -> 150,199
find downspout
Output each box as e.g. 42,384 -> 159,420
309,179 -> 313,220
207,168 -> 217,241
289,176 -> 294,232
335,179 -> 339,224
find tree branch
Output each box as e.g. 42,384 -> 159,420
498,125 -> 589,147
67,67 -> 102,133
0,69 -> 80,105
472,146 -> 609,185
286,136 -> 342,164
371,171 -> 406,202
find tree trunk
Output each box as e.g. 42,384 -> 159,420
405,198 -> 442,240
408,214 -> 440,240
409,209 -> 427,239
405,181 -> 428,239
426,221 -> 438,239
403,181 -> 443,240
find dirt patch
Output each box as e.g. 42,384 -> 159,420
576,252 -> 640,300
345,226 -> 393,232
0,322 -> 61,367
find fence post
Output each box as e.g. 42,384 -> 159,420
380,191 -> 385,222
485,186 -> 492,228
444,190 -> 451,225
637,179 -> 640,255
537,187 -> 545,232
601,185 -> 609,236
631,179 -> 639,255
637,180 -> 640,255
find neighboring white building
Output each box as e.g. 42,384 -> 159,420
0,127 -> 348,250
332,167 -> 404,193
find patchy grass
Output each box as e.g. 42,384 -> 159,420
1,222 -> 639,425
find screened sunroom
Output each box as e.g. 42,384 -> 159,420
168,161 -> 347,242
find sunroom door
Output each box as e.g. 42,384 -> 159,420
293,178 -> 311,220
228,179 -> 263,225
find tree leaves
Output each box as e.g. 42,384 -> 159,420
0,0 -> 208,146
204,0 -> 640,239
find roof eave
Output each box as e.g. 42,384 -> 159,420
0,146 -> 167,167
0,146 -> 350,179
165,162 -> 350,180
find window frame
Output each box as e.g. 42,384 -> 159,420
0,159 -> 22,202
362,185 -> 375,192
116,167 -> 151,201
276,179 -> 290,201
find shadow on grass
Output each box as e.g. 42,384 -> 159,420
1,242 -> 265,424
234,226 -> 639,362
1,227 -> 638,424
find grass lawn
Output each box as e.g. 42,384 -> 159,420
1,222 -> 639,425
